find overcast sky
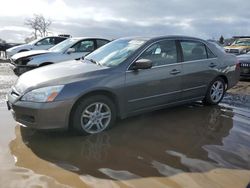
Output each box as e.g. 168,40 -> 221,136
0,0 -> 250,42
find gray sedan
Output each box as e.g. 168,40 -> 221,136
7,36 -> 240,135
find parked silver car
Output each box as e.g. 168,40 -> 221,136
6,36 -> 69,58
7,36 -> 240,135
10,37 -> 110,75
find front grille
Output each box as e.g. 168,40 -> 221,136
16,58 -> 30,65
229,49 -> 240,54
240,63 -> 250,67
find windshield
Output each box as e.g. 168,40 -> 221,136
232,40 -> 250,46
49,38 -> 78,52
85,39 -> 147,67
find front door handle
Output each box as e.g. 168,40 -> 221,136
209,63 -> 217,68
170,69 -> 181,75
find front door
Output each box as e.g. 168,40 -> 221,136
125,39 -> 183,113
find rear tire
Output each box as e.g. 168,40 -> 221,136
71,95 -> 116,135
203,77 -> 225,105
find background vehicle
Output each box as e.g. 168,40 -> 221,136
0,42 -> 23,59
237,53 -> 250,78
10,37 -> 110,75
6,35 -> 69,58
7,36 -> 240,135
224,38 -> 250,55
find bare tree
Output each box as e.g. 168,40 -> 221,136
25,14 -> 52,39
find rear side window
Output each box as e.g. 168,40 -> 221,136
206,47 -> 216,58
96,40 -> 109,48
139,40 -> 177,67
55,37 -> 67,44
180,41 -> 207,61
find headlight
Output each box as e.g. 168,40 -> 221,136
241,49 -> 247,54
21,85 -> 64,102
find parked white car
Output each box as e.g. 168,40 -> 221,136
10,37 -> 110,75
6,36 -> 68,58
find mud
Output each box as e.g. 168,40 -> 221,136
0,61 -> 249,188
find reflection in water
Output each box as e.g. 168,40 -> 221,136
10,102 -> 250,181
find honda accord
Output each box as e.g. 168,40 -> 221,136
7,36 -> 240,135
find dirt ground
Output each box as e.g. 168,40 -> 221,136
0,61 -> 249,188
228,79 -> 250,95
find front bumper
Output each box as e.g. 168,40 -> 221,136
7,93 -> 73,130
9,61 -> 37,76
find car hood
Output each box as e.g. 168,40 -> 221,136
14,60 -> 108,94
7,44 -> 31,52
12,50 -> 52,60
225,45 -> 250,49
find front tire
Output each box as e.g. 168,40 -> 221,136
203,77 -> 225,105
71,95 -> 116,135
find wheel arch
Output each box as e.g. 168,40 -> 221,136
18,49 -> 29,53
68,89 -> 121,129
217,75 -> 228,89
39,62 -> 54,67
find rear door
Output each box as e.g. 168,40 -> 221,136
179,40 -> 218,100
125,39 -> 183,113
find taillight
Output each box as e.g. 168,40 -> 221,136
236,59 -> 240,69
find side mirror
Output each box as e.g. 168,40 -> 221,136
66,48 -> 75,54
131,59 -> 152,70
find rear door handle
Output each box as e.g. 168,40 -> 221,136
209,63 -> 217,68
170,69 -> 181,75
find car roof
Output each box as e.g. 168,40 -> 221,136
70,37 -> 110,41
118,35 -> 207,43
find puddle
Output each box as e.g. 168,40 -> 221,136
8,102 -> 250,181
0,61 -> 250,187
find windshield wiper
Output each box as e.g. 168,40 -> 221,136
85,58 -> 102,66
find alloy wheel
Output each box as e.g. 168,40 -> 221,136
80,102 -> 111,134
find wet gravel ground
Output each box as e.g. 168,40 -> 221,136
0,63 -> 17,105
0,61 -> 250,188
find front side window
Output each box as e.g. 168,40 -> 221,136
207,47 -> 216,58
71,40 -> 94,52
85,39 -> 146,67
139,40 -> 177,67
36,37 -> 55,46
180,41 -> 207,61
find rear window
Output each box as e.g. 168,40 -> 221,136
55,37 -> 67,44
96,40 -> 109,48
